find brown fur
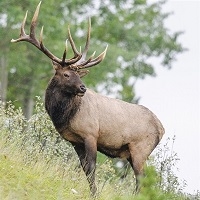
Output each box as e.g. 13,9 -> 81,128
45,77 -> 81,131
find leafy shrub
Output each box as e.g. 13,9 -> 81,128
149,136 -> 187,195
0,98 -> 76,165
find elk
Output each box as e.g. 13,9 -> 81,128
11,2 -> 165,196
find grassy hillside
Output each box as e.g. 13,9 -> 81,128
0,151 -> 85,200
0,140 -> 105,199
0,100 -> 199,199
0,137 -> 137,200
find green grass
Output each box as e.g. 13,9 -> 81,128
0,138 -> 136,200
0,137 -> 189,200
0,140 -> 90,199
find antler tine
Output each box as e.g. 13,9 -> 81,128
83,18 -> 91,55
83,18 -> 91,58
79,51 -> 96,67
76,18 -> 91,66
30,1 -> 41,42
11,11 -> 28,43
61,40 -> 68,64
68,25 -> 81,57
21,10 -> 28,37
79,45 -> 108,69
61,39 -> 80,65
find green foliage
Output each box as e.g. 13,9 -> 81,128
134,166 -> 183,200
0,0 -> 185,116
1,100 -> 199,199
86,0 -> 185,101
150,136 -> 187,194
0,99 -> 76,167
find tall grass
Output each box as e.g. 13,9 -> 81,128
0,138 -> 91,199
0,99 -> 199,199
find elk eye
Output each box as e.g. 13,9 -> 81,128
64,73 -> 69,78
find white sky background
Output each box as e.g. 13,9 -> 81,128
136,0 -> 200,193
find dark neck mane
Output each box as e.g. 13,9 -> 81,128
45,80 -> 81,132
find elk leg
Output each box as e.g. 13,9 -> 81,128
127,157 -> 144,193
128,142 -> 147,193
73,137 -> 97,196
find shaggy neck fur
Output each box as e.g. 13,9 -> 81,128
45,78 -> 82,132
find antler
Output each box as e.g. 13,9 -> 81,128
11,1 -> 108,69
73,18 -> 108,69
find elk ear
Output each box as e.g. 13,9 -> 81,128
52,61 -> 62,70
78,70 -> 89,78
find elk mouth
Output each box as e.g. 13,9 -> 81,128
77,92 -> 85,97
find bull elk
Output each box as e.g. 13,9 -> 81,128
11,2 -> 165,196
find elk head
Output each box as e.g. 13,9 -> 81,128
11,1 -> 108,97
51,61 -> 87,97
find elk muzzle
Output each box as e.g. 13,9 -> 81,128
77,84 -> 86,97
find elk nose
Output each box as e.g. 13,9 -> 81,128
80,84 -> 86,93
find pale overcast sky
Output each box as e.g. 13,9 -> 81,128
136,0 -> 200,193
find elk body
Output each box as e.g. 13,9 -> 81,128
12,2 -> 165,196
